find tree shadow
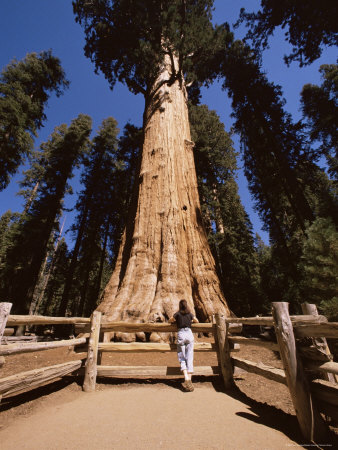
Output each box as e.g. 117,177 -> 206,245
96,375 -> 188,392
210,379 -> 337,447
0,376 -> 81,412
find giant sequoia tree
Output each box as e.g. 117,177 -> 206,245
74,0 -> 232,337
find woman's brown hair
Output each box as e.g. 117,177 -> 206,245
179,299 -> 190,314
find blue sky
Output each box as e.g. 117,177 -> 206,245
0,0 -> 336,245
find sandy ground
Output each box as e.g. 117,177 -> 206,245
1,343 -> 336,448
0,381 -> 306,450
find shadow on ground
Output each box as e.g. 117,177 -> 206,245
1,375 -> 336,447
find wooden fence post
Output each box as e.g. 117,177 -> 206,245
215,313 -> 234,389
272,302 -> 328,443
0,303 -> 12,341
83,311 -> 101,392
301,302 -> 337,384
0,303 -> 12,369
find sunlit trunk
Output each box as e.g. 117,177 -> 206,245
97,55 -> 230,341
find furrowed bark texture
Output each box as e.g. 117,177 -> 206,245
97,57 -> 230,341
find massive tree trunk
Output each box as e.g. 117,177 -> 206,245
97,55 -> 230,341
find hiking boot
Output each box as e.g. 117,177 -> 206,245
182,381 -> 191,392
187,380 -> 194,392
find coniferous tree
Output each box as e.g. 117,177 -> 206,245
40,239 -> 70,316
58,117 -> 120,316
299,217 -> 338,321
59,119 -> 142,316
0,114 -> 92,314
0,211 -> 20,272
73,0 -> 335,322
73,0 -> 236,333
190,103 -> 264,315
301,64 -> 338,180
0,51 -> 69,189
238,0 -> 338,66
214,43 -> 336,298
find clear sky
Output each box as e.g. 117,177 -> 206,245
0,0 -> 336,245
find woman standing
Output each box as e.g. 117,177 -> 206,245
169,299 -> 199,392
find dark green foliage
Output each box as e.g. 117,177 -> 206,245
73,0 -> 232,94
238,0 -> 338,66
59,118 -> 142,316
301,64 -> 338,180
40,239 -> 70,316
0,114 -> 92,314
298,217 -> 338,320
220,43 -> 313,238
190,103 -> 265,315
192,39 -> 337,307
0,210 -> 20,272
0,51 -> 69,189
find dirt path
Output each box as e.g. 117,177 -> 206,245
0,382 -> 303,450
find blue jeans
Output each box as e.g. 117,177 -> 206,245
177,327 -> 194,373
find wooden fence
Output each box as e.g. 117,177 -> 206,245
0,301 -> 337,444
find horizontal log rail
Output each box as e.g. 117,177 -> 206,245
2,301 -> 337,440
3,328 -> 14,336
294,322 -> 338,339
7,315 -> 91,326
97,342 -> 216,352
100,322 -> 215,333
231,356 -> 287,385
0,360 -> 82,398
97,365 -> 220,377
304,360 -> 338,376
310,379 -> 338,407
0,337 -> 87,356
223,314 -> 327,326
5,313 -> 328,329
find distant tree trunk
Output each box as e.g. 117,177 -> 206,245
58,209 -> 89,316
30,217 -> 66,315
90,220 -> 110,314
97,55 -> 229,341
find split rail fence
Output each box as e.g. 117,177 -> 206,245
0,301 -> 337,443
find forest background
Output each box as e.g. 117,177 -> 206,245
0,0 -> 337,322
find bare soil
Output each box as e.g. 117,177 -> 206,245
0,340 -> 335,448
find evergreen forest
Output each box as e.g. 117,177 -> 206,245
0,1 -> 337,323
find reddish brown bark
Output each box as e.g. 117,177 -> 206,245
97,56 -> 230,341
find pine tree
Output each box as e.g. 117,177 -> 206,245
0,114 -> 92,314
0,51 -> 69,189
